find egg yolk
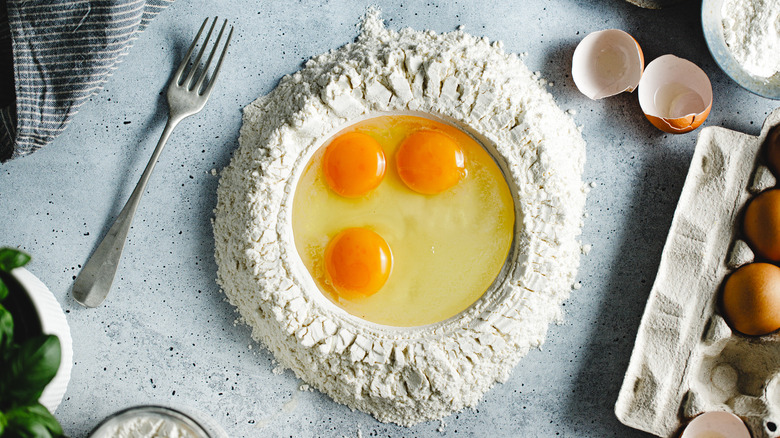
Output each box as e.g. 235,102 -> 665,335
396,130 -> 466,194
322,132 -> 386,198
324,228 -> 393,299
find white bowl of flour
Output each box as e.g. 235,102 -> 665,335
702,0 -> 780,99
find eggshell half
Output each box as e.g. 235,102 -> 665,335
680,411 -> 751,438
638,55 -> 713,134
572,29 -> 644,100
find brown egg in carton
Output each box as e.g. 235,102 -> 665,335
615,107 -> 780,438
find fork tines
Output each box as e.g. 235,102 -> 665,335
175,17 -> 234,96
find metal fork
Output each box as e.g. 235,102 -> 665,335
73,17 -> 234,308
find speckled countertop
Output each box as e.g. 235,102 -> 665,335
0,0 -> 777,437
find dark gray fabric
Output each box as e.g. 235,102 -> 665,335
0,0 -> 174,162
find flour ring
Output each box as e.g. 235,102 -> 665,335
214,10 -> 586,426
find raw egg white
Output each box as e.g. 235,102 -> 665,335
721,263 -> 780,336
292,115 -> 515,327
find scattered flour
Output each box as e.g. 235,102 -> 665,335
721,0 -> 780,78
213,9 -> 587,425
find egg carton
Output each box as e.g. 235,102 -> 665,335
615,107 -> 780,438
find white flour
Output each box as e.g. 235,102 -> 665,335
214,9 -> 587,425
721,0 -> 780,78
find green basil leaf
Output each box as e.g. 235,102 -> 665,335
0,248 -> 31,272
0,344 -> 19,406
0,278 -> 8,301
6,422 -> 54,438
0,410 -> 7,435
5,335 -> 61,404
0,305 -> 13,352
5,403 -> 62,438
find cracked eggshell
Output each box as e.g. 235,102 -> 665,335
680,411 -> 751,438
572,29 -> 644,100
638,55 -> 713,134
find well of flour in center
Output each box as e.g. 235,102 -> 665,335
291,115 -> 516,327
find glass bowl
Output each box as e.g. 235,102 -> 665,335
702,0 -> 780,99
87,406 -> 228,438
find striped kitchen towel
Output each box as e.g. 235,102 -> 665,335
0,0 -> 174,162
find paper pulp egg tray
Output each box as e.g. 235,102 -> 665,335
616,107 -> 780,438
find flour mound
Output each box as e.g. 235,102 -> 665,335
214,9 -> 586,425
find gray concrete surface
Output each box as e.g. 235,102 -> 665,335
1,0 -> 777,436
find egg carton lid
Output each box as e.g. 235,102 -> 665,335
615,107 -> 780,437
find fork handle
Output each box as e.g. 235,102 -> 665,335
73,117 -> 182,307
